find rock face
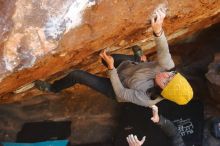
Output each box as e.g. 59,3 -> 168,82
0,0 -> 220,97
0,0 -> 220,143
206,53 -> 220,104
0,86 -> 120,144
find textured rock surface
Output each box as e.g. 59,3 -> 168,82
206,53 -> 220,103
0,0 -> 220,145
0,86 -> 120,144
0,0 -> 220,97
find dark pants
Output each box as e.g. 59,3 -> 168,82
50,54 -> 135,99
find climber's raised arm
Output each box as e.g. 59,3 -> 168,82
151,8 -> 174,70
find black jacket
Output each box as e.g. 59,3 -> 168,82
158,115 -> 186,146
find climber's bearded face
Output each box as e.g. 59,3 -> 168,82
155,72 -> 175,89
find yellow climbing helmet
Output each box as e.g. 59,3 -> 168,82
161,73 -> 193,105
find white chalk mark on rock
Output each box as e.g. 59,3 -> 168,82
44,0 -> 96,40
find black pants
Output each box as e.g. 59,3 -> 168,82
50,54 -> 135,99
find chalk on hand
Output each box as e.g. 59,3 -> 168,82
147,3 -> 168,24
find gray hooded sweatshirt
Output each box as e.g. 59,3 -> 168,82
108,32 -> 175,107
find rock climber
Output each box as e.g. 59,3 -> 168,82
35,8 -> 193,107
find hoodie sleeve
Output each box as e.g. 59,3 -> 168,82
108,68 -> 163,107
154,31 -> 175,70
157,115 -> 186,146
